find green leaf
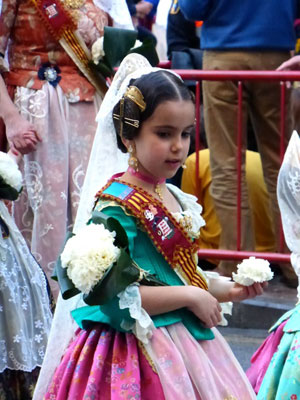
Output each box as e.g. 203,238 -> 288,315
0,175 -> 20,200
103,26 -> 137,69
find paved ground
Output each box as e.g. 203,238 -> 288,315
219,327 -> 268,371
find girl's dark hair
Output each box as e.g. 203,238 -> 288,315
113,70 -> 194,153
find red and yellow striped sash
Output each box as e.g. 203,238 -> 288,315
96,178 -> 208,290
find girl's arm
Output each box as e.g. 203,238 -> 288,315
139,284 -> 223,329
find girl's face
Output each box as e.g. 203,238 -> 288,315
131,99 -> 195,180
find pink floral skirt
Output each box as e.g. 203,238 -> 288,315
44,323 -> 256,400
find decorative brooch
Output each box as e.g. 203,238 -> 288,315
38,62 -> 61,87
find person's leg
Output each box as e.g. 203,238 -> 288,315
202,51 -> 255,275
249,51 -> 296,285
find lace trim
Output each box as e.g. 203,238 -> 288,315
118,283 -> 154,344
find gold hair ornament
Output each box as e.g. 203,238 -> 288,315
124,86 -> 146,112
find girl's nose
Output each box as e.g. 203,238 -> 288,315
171,137 -> 183,152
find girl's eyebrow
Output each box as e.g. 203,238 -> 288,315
154,124 -> 194,130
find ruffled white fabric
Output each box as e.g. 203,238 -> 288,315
0,201 -> 52,373
168,183 -> 206,239
118,283 -> 155,344
277,130 -> 300,299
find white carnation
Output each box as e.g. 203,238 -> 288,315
61,223 -> 120,294
91,37 -> 105,64
0,152 -> 22,191
232,256 -> 273,286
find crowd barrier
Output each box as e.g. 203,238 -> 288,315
162,67 -> 300,264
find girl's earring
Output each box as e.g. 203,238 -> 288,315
128,144 -> 139,171
182,162 -> 187,169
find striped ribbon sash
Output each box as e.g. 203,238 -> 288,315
96,178 -> 208,290
29,0 -> 107,96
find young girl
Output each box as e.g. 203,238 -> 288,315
247,131 -> 300,399
39,53 -> 266,400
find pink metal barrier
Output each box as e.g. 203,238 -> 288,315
172,69 -> 300,264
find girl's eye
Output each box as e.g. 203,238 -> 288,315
182,131 -> 192,138
157,131 -> 170,138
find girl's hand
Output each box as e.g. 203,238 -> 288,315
186,286 -> 222,328
5,112 -> 41,155
229,281 -> 268,302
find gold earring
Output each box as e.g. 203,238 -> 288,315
128,144 -> 139,171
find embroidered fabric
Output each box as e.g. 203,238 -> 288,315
277,130 -> 300,299
0,201 -> 52,373
118,283 -> 155,344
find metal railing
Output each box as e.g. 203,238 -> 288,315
170,69 -> 300,264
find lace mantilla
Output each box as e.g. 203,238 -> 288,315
277,131 -> 300,295
0,201 -> 52,373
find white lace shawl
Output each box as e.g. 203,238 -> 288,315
277,130 -> 300,299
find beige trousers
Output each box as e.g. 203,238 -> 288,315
202,50 -> 295,278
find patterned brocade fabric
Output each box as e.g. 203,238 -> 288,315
0,0 -> 109,100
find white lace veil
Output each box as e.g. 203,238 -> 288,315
277,130 -> 300,299
33,53 -> 171,399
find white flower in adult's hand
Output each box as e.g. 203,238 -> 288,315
232,256 -> 273,286
0,151 -> 22,191
131,40 -> 143,50
61,223 -> 120,294
91,37 -> 105,64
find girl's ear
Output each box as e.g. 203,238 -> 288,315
122,138 -> 132,153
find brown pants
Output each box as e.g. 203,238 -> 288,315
202,50 -> 295,278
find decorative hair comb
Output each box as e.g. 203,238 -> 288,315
124,86 -> 146,112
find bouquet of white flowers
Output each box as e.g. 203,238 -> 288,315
0,152 -> 22,200
54,210 -> 165,305
89,26 -> 159,80
232,256 -> 273,286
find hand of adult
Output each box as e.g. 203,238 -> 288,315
135,1 -> 153,18
277,55 -> 300,71
5,113 -> 42,155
